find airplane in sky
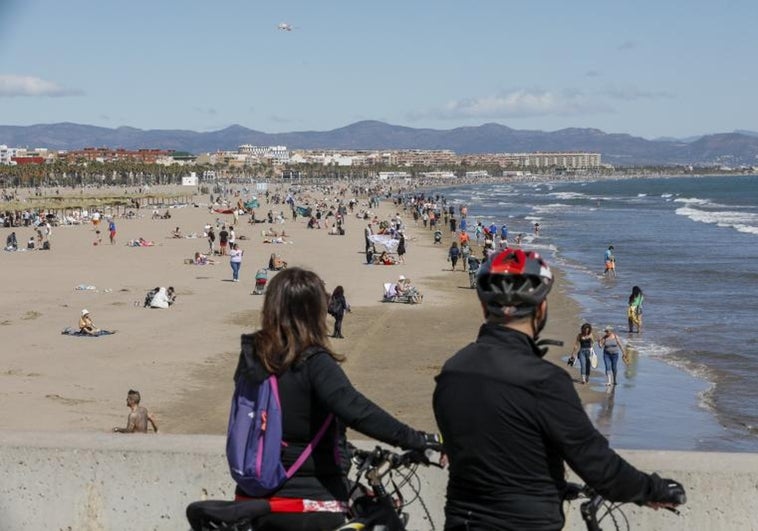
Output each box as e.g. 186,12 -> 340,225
277,23 -> 294,32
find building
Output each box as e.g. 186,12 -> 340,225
496,152 -> 601,169
64,148 -> 173,164
238,145 -> 290,164
0,145 -> 18,165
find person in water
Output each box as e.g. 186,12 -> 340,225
628,286 -> 644,333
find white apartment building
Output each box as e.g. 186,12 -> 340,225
0,145 -> 18,165
465,170 -> 490,179
499,152 -> 601,169
238,145 -> 290,163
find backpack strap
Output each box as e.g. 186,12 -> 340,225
284,412 -> 334,478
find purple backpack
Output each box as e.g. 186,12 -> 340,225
227,361 -> 333,497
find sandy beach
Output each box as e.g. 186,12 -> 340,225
0,183 -> 595,436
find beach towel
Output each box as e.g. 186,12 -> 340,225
369,234 -> 400,253
214,208 -> 235,214
61,327 -> 116,337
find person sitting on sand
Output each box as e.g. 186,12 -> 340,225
5,231 -> 17,251
395,275 -> 410,296
172,226 -> 182,238
379,251 -> 396,265
113,389 -> 158,433
78,309 -> 100,335
268,253 -> 288,271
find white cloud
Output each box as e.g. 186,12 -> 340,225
411,89 -> 612,121
0,74 -> 83,97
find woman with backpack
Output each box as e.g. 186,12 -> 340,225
223,268 -> 441,531
328,285 -> 350,339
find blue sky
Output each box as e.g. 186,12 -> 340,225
0,0 -> 755,138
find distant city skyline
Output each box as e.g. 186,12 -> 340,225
0,0 -> 755,139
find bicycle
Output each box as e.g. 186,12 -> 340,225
186,445 -> 440,531
563,481 -> 685,531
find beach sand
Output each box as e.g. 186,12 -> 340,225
0,184 -> 598,435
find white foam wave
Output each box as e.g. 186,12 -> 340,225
547,192 -> 588,200
675,206 -> 758,234
674,196 -> 712,206
637,193 -> 647,197
532,203 -> 572,214
661,193 -> 673,198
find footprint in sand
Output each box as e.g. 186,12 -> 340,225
21,311 -> 41,320
45,394 -> 94,406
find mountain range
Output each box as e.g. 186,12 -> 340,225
2,121 -> 758,166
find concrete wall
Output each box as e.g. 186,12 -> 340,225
0,432 -> 756,530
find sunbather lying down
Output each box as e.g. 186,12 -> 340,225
127,238 -> 155,247
268,253 -> 288,271
378,251 -> 397,265
262,237 -> 293,244
192,252 -> 216,265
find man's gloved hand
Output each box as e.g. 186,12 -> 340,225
648,473 -> 686,506
422,432 -> 444,452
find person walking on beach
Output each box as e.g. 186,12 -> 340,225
448,241 -> 461,271
628,286 -> 644,333
604,245 -> 616,277
229,243 -> 243,282
219,226 -> 229,256
108,219 -> 116,245
113,389 -> 158,433
328,285 -> 350,339
569,323 -> 597,385
207,227 -> 215,254
599,325 -> 626,386
396,231 -> 406,264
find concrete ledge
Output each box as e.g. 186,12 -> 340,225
0,432 -> 756,530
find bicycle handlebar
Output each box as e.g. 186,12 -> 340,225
350,446 -> 438,471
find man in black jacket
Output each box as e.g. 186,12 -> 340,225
433,248 -> 685,530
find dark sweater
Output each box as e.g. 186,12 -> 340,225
234,334 -> 426,500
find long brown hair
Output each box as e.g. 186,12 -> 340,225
255,267 -> 344,373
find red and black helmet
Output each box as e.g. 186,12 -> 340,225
476,248 -> 553,318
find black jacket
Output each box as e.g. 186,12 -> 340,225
234,334 -> 427,501
433,323 -> 656,530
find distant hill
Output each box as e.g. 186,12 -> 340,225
2,121 -> 758,166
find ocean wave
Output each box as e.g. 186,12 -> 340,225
675,206 -> 758,234
674,196 -> 712,206
532,203 -> 573,214
661,193 -> 673,198
547,192 -> 588,200
637,193 -> 648,197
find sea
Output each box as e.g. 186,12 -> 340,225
441,174 -> 758,452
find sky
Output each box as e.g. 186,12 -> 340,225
0,0 -> 755,139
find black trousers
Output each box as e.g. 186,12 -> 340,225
332,316 -> 344,338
